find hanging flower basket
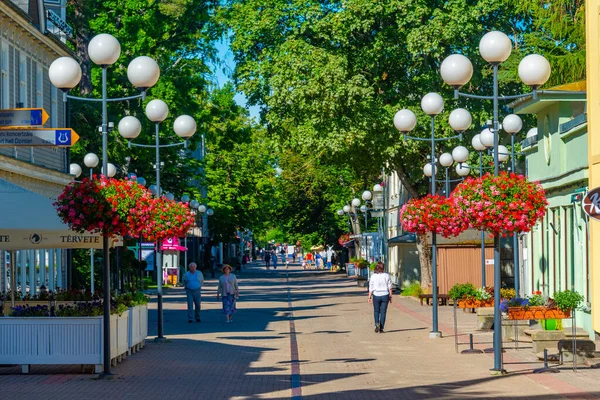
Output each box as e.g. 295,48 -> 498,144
55,177 -> 153,237
338,233 -> 351,246
400,195 -> 468,238
141,197 -> 196,242
507,306 -> 571,320
452,172 -> 547,236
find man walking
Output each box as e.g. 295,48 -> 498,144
265,250 -> 271,269
182,262 -> 204,323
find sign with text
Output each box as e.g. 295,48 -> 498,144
583,187 -> 600,221
0,128 -> 79,147
0,108 -> 49,127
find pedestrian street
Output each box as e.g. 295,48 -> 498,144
0,262 -> 598,399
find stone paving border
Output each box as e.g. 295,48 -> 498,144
287,271 -> 303,399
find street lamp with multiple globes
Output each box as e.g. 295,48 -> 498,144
440,30 -> 550,372
49,33 -> 160,375
118,99 -> 196,341
394,93 -> 471,339
438,146 -> 471,198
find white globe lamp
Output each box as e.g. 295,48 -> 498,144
440,54 -> 473,87
421,92 -> 444,115
69,163 -> 82,178
351,198 -> 361,208
456,163 -> 471,177
102,163 -> 117,178
472,134 -> 487,151
84,153 -> 99,168
423,163 -> 437,177
127,56 -> 160,89
503,114 -> 523,135
88,34 -> 121,66
48,57 -> 82,90
393,109 -> 417,132
362,190 -> 372,201
452,146 -> 470,163
145,99 -> 169,123
497,145 -> 509,162
479,31 -> 512,63
448,108 -> 472,132
343,205 -> 351,213
518,54 -> 551,87
439,152 -> 453,167
173,115 -> 197,138
480,128 -> 495,148
118,116 -> 142,139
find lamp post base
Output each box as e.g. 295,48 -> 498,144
429,331 -> 442,339
489,368 -> 508,375
154,336 -> 168,343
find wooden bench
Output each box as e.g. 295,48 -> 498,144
418,293 -> 449,306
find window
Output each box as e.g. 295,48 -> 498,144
51,85 -> 57,127
36,63 -> 43,108
1,42 -> 8,108
18,52 -> 27,107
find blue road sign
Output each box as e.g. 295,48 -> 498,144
0,108 -> 49,127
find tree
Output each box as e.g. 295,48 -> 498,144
218,0 -> 532,286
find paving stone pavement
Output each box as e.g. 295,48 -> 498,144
1,262 -> 600,399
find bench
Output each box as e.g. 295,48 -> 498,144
418,293 -> 449,306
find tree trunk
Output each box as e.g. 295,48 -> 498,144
68,0 -> 92,94
416,233 -> 432,289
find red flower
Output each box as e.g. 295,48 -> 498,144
400,195 -> 468,238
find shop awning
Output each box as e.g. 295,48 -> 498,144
0,178 -> 104,250
387,233 -> 416,246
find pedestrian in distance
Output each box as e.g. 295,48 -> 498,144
182,262 -> 204,323
272,251 -> 278,269
305,252 -> 313,269
368,262 -> 393,333
217,264 -> 239,323
264,250 -> 271,269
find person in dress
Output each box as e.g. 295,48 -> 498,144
368,262 -> 393,333
182,262 -> 204,323
217,264 -> 239,323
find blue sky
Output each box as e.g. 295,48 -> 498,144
213,37 -> 261,121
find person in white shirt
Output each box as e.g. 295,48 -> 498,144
368,262 -> 393,333
182,262 -> 205,323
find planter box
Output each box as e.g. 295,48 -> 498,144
507,306 -> 571,320
128,305 -> 148,353
0,312 -> 135,373
457,300 -> 494,309
0,316 -> 103,373
2,301 -> 88,316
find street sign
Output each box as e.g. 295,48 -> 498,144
0,128 -> 79,147
0,108 -> 49,127
583,187 -> 600,221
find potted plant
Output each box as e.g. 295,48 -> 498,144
473,286 -> 494,307
553,289 -> 584,313
448,283 -> 478,308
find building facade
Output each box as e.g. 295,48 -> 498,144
515,88 -> 592,336
0,0 -> 74,293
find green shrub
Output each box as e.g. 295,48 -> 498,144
448,283 -> 478,300
401,282 -> 423,297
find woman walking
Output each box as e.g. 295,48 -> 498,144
368,262 -> 392,333
217,264 -> 239,323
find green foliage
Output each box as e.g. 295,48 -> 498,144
369,262 -> 378,271
448,283 -> 478,300
401,282 -> 423,297
553,290 -> 584,312
355,258 -> 369,269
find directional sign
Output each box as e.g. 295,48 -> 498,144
0,128 -> 79,147
0,108 -> 49,127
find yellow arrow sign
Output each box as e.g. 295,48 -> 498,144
0,108 -> 50,127
0,128 -> 79,147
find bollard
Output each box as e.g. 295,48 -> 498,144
461,333 -> 484,354
533,349 -> 560,374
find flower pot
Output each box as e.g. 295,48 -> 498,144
507,306 -> 571,320
457,299 -> 477,308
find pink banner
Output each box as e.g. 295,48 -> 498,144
161,237 -> 187,251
